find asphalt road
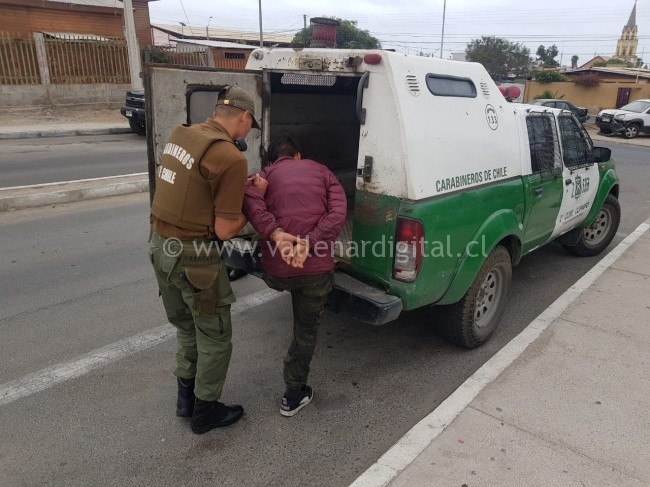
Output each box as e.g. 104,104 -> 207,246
0,134 -> 147,188
0,141 -> 648,487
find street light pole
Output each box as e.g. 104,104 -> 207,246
122,0 -> 142,90
440,0 -> 446,59
258,0 -> 263,47
207,16 -> 212,40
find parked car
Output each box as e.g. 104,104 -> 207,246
596,99 -> 650,139
529,99 -> 589,123
120,90 -> 146,135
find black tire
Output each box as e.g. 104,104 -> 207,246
623,123 -> 640,139
438,245 -> 512,349
129,119 -> 146,136
563,194 -> 621,257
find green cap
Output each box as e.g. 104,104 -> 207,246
216,86 -> 261,129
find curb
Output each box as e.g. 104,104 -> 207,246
0,127 -> 133,140
349,219 -> 650,487
0,173 -> 148,212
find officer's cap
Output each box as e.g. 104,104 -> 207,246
216,86 -> 261,130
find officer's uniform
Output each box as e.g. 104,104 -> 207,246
149,119 -> 247,402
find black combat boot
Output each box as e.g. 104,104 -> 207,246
176,377 -> 195,418
190,399 -> 244,434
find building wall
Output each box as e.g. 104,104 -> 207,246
0,1 -> 153,47
211,47 -> 251,69
0,83 -> 129,107
0,4 -> 124,39
524,80 -> 650,112
132,0 -> 153,47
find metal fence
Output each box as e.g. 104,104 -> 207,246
0,31 -> 40,85
144,45 -> 209,67
0,31 -> 130,85
44,34 -> 130,84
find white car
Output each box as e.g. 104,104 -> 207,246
596,99 -> 650,139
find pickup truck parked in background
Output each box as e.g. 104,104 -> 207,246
596,99 -> 650,139
120,90 -> 146,135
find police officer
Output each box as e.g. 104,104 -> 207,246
149,86 -> 260,434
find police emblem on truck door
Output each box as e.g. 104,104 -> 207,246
551,115 -> 599,237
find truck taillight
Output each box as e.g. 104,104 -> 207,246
393,218 -> 424,282
363,53 -> 382,65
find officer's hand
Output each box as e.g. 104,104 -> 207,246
248,173 -> 268,195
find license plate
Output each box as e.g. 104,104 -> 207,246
125,110 -> 133,117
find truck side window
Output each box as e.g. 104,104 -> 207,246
425,74 -> 476,98
558,115 -> 593,168
526,113 -> 560,174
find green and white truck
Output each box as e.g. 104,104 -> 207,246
144,48 -> 620,348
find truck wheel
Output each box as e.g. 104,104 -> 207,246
623,124 -> 639,139
564,194 -> 620,257
129,120 -> 146,136
439,245 -> 512,349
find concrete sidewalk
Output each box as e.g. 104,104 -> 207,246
351,222 -> 650,487
0,121 -> 132,140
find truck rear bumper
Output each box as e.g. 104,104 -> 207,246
222,238 -> 402,326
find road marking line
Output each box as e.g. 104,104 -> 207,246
350,219 -> 650,487
0,173 -> 147,192
0,288 -> 282,407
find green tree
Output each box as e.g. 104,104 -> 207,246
536,45 -> 560,68
465,36 -> 531,80
291,19 -> 380,49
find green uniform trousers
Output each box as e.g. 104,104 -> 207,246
264,272 -> 333,397
149,232 -> 235,402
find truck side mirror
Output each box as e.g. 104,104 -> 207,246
592,147 -> 611,164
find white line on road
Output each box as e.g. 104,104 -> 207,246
0,173 -> 148,192
350,219 -> 650,487
0,287 -> 282,407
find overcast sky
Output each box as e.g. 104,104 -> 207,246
148,0 -> 649,65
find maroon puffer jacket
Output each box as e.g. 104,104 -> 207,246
243,156 -> 347,277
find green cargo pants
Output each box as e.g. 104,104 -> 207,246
149,232 -> 235,402
264,272 -> 333,397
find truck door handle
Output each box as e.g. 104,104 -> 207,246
534,188 -> 544,197
565,179 -> 573,186
356,71 -> 370,125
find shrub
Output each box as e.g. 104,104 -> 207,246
573,72 -> 601,88
533,90 -> 563,100
532,70 -> 566,83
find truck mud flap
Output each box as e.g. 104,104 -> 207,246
328,272 -> 402,326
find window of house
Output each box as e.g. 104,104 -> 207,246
224,52 -> 246,60
558,115 -> 593,169
425,74 -> 477,98
526,113 -> 561,174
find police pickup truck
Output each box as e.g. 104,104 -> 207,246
144,48 -> 620,348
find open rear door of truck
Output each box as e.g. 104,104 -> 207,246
144,65 -> 267,201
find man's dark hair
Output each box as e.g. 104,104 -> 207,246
268,136 -> 301,162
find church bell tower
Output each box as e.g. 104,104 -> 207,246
615,1 -> 638,64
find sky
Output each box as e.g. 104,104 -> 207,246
148,0 -> 649,66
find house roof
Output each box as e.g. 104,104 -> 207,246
43,0 -> 123,8
43,31 -> 112,40
152,24 -> 294,45
567,66 -> 650,80
176,39 -> 256,50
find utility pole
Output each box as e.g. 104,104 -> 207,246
258,0 -> 263,47
207,16 -> 213,41
304,14 -> 307,30
123,0 -> 142,91
440,0 -> 446,59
